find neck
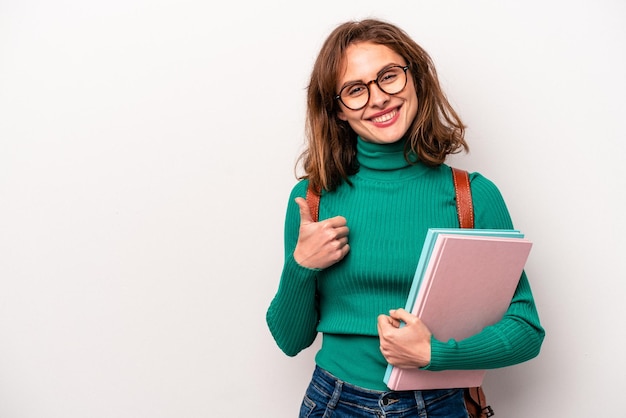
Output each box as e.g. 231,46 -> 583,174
355,137 -> 428,180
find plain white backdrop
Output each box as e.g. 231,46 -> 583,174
1,1 -> 625,417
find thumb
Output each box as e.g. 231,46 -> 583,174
295,197 -> 314,224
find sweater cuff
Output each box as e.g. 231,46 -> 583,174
280,253 -> 320,289
421,337 -> 456,371
289,252 -> 323,273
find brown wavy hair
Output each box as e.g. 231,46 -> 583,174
298,18 -> 468,193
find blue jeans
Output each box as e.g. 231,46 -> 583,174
299,366 -> 468,417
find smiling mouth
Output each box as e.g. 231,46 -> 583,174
371,109 -> 398,124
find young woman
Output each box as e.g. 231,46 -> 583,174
266,18 -> 545,417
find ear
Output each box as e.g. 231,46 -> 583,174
337,110 -> 348,121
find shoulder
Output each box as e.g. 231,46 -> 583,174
288,178 -> 311,200
467,171 -> 506,203
466,170 -> 514,228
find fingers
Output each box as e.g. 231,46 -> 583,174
326,215 -> 348,229
377,314 -> 390,335
388,308 -> 415,324
377,313 -> 399,329
377,310 -> 433,368
325,234 -> 350,261
293,196 -> 350,269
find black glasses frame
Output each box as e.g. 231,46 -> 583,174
334,65 -> 410,111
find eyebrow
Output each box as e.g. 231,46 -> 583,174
338,63 -> 406,90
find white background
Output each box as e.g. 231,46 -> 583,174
1,1 -> 625,417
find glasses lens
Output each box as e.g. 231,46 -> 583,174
378,66 -> 407,95
340,83 -> 369,110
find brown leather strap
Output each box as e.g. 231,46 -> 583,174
465,386 -> 494,417
305,183 -> 320,223
452,170 -> 488,415
452,167 -> 474,229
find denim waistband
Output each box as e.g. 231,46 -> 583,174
310,365 -> 463,413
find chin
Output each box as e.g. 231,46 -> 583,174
358,125 -> 409,144
374,132 -> 406,144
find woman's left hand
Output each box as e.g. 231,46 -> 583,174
377,308 -> 432,368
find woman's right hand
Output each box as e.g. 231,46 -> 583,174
293,197 -> 350,269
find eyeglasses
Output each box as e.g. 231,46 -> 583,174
335,65 -> 410,111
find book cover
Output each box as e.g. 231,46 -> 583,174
384,230 -> 532,390
403,229 -> 525,314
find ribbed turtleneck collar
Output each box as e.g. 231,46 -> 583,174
356,136 -> 429,180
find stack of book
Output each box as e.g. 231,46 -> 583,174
383,228 -> 533,390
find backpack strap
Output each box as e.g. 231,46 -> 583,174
451,167 -> 474,229
305,183 -> 321,223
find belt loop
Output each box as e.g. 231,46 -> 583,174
414,390 -> 427,417
328,379 -> 343,410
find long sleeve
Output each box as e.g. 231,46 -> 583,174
266,181 -> 320,356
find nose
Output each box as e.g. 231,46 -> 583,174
367,81 -> 390,107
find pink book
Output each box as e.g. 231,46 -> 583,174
385,233 -> 533,390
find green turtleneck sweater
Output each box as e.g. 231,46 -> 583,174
266,137 -> 545,391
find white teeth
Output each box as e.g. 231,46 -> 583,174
372,110 -> 397,123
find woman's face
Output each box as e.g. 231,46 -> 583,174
336,42 -> 418,144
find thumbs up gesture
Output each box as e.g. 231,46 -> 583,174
293,197 -> 350,269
